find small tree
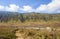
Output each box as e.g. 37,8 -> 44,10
20,14 -> 25,22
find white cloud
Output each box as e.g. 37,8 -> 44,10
47,0 -> 60,12
20,0 -> 60,13
0,5 -> 4,10
36,0 -> 60,13
36,4 -> 47,12
6,4 -> 20,12
0,4 -> 20,12
20,5 -> 34,12
0,0 -> 60,13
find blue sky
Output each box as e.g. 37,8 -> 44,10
0,0 -> 60,13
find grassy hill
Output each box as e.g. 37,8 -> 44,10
0,11 -> 60,28
0,11 -> 60,39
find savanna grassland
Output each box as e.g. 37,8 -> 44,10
0,11 -> 60,39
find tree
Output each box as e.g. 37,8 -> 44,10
20,14 -> 25,22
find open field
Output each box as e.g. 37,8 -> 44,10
0,21 -> 60,39
0,27 -> 60,39
0,12 -> 60,39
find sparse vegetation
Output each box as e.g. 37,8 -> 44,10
0,11 -> 60,39
15,29 -> 60,39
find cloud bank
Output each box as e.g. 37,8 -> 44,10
36,0 -> 60,13
0,4 -> 19,12
20,5 -> 34,12
0,0 -> 60,13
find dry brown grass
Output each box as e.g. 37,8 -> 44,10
0,21 -> 60,28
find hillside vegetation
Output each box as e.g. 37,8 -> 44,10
0,11 -> 60,27
0,11 -> 60,39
